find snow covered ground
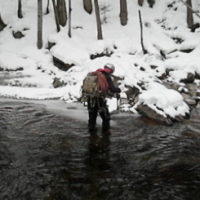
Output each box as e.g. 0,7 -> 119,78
0,0 -> 199,118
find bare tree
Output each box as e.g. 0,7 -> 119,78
52,0 -> 60,32
83,0 -> 93,14
0,13 -> 6,32
57,0 -> 67,26
68,0 -> 72,37
186,0 -> 193,28
138,0 -> 155,7
37,0 -> 43,49
138,0 -> 144,6
138,10 -> 147,54
147,0 -> 155,8
120,0 -> 128,26
45,0 -> 50,15
180,0 -> 200,31
94,0 -> 103,39
18,0 -> 23,18
180,0 -> 200,18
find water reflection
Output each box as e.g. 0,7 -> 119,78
84,130 -> 111,200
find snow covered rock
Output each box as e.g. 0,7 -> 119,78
124,83 -> 191,124
136,104 -> 173,125
53,56 -> 75,71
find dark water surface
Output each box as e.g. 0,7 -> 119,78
0,100 -> 200,200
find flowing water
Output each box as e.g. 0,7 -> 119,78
0,99 -> 200,200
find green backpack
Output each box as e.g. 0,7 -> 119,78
82,72 -> 109,97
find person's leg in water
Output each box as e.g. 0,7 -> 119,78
87,97 -> 98,131
98,97 -> 111,132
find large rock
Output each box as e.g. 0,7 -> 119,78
182,94 -> 197,108
12,31 -> 24,39
185,83 -> 197,96
136,104 -> 173,125
180,72 -> 195,84
52,77 -> 65,88
53,56 -> 75,71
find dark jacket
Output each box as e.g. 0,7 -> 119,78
102,71 -> 121,94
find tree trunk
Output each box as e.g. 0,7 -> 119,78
120,0 -> 128,26
0,14 -> 6,32
68,0 -> 72,37
45,0 -> 50,15
180,0 -> 200,19
18,0 -> 23,18
37,0 -> 43,49
52,0 -> 60,32
147,0 -> 155,8
138,0 -> 144,6
138,10 -> 147,54
57,0 -> 67,26
83,0 -> 93,14
186,0 -> 193,28
94,0 -> 103,40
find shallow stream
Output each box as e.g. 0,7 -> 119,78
0,99 -> 200,200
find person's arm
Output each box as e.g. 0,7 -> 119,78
106,76 -> 121,93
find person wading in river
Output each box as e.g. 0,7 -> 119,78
82,63 -> 121,132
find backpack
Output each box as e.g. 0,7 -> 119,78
82,71 -> 109,97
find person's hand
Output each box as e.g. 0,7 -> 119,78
116,93 -> 120,99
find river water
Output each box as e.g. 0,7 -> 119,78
0,99 -> 200,200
